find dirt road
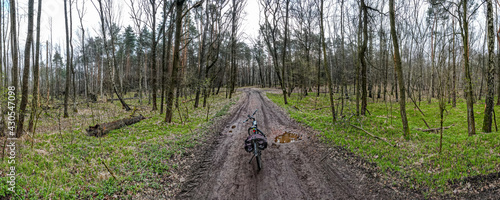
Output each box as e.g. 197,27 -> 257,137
177,88 -> 414,199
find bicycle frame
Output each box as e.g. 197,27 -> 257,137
243,109 -> 265,170
245,109 -> 266,137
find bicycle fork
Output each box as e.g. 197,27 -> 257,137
249,142 -> 259,163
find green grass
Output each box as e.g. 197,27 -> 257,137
0,92 -> 238,199
267,92 -> 500,195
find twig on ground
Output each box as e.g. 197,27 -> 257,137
415,124 -> 454,133
312,106 -> 330,111
350,124 -> 395,147
102,160 -> 117,180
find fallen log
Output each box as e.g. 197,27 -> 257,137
312,106 -> 330,111
109,97 -> 139,101
415,124 -> 454,133
86,115 -> 146,137
350,124 -> 395,147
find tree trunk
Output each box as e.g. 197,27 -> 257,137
282,0 -> 290,101
452,19 -> 457,108
28,0 -> 42,132
95,0 -> 131,111
461,1 -> 476,136
194,2 -> 208,108
86,115 -> 146,137
46,40 -> 50,102
166,0 -> 185,123
17,0 -> 34,137
360,0 -> 368,115
63,0 -> 71,118
389,0 -> 410,140
161,2 -> 168,113
317,41 -> 320,97
10,0 -> 19,116
151,0 -> 158,111
483,0 -> 494,133
70,0 -> 76,113
320,0 -> 336,123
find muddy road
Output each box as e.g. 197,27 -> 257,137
177,88 -> 414,199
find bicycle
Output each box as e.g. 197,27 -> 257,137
243,109 -> 267,170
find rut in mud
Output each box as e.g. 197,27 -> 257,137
176,88 -> 414,199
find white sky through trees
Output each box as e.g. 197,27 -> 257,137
3,0 -> 495,62
7,0 -> 261,58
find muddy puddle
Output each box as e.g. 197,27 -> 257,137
274,132 -> 300,143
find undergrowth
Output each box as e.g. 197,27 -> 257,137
267,92 -> 500,195
0,92 -> 238,199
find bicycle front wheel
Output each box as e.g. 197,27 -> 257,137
253,142 -> 262,170
256,152 -> 262,170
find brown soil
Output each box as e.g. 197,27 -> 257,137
176,88 -> 419,199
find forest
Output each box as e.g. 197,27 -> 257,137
0,0 -> 500,199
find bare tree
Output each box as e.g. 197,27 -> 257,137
76,0 -> 87,100
194,0 -> 209,108
146,0 -> 160,111
17,0 -> 35,137
260,0 -> 288,104
9,0 -> 19,116
360,0 -> 368,115
166,0 -> 186,122
28,0 -> 43,132
483,0 -> 494,132
320,0 -> 336,123
127,0 -> 144,104
63,0 -> 71,117
460,1 -> 476,136
229,0 -> 246,99
92,0 -> 131,111
389,0 -> 410,139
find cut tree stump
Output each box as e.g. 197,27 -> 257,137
86,115 -> 146,137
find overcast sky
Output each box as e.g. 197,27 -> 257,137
10,0 -> 260,52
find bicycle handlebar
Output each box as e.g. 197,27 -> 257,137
243,109 -> 258,123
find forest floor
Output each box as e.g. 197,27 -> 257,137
0,91 -> 238,199
176,88 -> 418,199
267,89 -> 500,199
2,87 -> 499,199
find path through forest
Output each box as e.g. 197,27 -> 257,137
176,88 -> 417,199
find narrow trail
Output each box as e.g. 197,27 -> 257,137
177,88 -> 413,199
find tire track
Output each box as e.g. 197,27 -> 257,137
176,88 -> 409,200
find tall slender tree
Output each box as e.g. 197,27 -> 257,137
320,0 -> 336,123
229,0 -> 245,99
63,0 -> 71,118
17,0 -> 35,137
28,0 -> 43,132
10,0 -> 19,117
483,0 -> 494,133
389,0 -> 410,139
166,0 -> 186,122
150,0 -> 158,111
360,0 -> 368,115
76,0 -> 87,100
461,0 -> 475,136
93,0 -> 131,111
281,0 -> 290,101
